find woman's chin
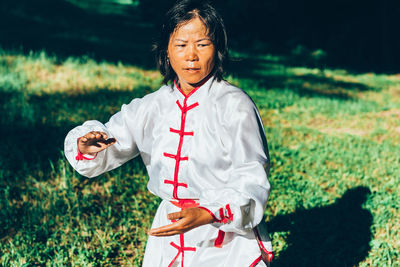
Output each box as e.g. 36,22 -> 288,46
182,74 -> 210,86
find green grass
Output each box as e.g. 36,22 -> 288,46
0,49 -> 399,266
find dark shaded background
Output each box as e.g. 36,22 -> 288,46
1,0 -> 399,72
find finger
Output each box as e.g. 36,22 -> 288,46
148,224 -> 176,235
148,221 -> 184,235
150,221 -> 195,236
84,132 -> 95,140
93,132 -> 112,144
85,132 -> 95,140
101,132 -> 108,140
90,132 -> 99,139
167,211 -> 184,221
148,230 -> 181,237
148,226 -> 182,236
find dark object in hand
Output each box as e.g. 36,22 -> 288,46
101,137 -> 116,145
86,137 -> 116,147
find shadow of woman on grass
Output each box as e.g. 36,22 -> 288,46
268,186 -> 372,267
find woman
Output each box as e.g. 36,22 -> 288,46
64,0 -> 273,266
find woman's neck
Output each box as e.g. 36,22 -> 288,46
181,85 -> 195,96
176,74 -> 212,96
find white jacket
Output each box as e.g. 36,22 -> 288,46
65,77 -> 272,266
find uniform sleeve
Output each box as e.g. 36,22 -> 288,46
199,95 -> 270,235
64,98 -> 143,178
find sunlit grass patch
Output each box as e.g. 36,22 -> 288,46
359,84 -> 400,110
291,67 -> 397,90
273,107 -> 400,145
2,50 -> 162,95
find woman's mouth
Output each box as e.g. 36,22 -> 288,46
184,68 -> 200,73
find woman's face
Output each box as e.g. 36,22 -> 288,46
168,17 -> 215,93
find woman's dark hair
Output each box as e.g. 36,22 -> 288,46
154,0 -> 228,85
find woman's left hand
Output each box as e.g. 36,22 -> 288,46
148,207 -> 214,236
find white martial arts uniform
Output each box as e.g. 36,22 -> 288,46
64,76 -> 273,267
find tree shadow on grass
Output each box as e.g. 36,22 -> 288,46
268,186 -> 372,267
0,87 -> 150,183
227,56 -> 374,100
0,88 -> 151,242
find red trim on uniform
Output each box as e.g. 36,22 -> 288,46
166,202 -> 199,266
176,100 -> 183,110
164,80 -> 203,200
164,180 -> 188,188
75,138 -> 97,161
249,255 -> 262,267
226,204 -> 234,221
254,226 -> 274,262
214,230 -> 225,248
197,205 -> 232,248
168,245 -> 182,267
186,102 -> 200,111
219,208 -> 227,223
165,78 -> 213,266
174,79 -> 188,97
168,234 -> 196,267
171,199 -> 199,209
176,100 -> 200,112
174,74 -> 211,98
197,206 -> 218,221
197,205 -> 234,225
163,152 -> 189,161
170,127 -> 194,136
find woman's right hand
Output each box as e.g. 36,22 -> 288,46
78,131 -> 116,155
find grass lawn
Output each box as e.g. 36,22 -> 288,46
0,49 -> 399,266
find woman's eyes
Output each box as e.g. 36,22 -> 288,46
175,43 -> 211,48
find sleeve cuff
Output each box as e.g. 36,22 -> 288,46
75,138 -> 97,161
198,204 -> 234,224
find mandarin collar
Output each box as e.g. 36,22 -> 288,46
173,75 -> 216,104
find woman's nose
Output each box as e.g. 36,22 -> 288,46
185,45 -> 198,61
